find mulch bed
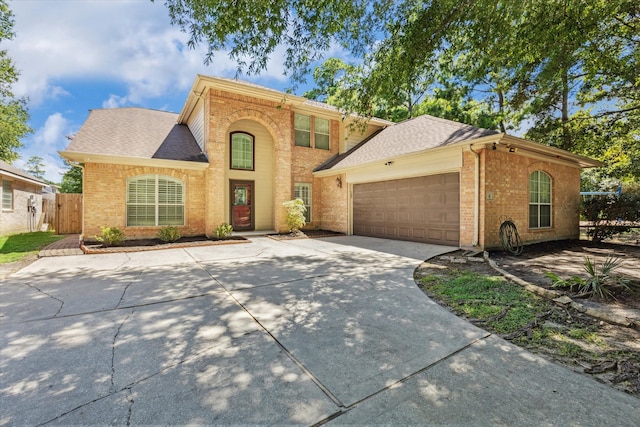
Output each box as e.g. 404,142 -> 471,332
81,235 -> 248,254
267,229 -> 345,240
489,240 -> 640,310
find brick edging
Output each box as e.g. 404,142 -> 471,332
80,238 -> 249,254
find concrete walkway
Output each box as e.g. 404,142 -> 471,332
1,237 -> 638,425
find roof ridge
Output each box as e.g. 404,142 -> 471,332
415,113 -> 495,133
90,107 -> 179,115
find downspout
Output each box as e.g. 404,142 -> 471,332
68,161 -> 85,243
469,144 -> 480,247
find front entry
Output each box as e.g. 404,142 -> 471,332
230,180 -> 254,231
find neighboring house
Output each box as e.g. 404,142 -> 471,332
61,74 -> 601,249
0,160 -> 46,236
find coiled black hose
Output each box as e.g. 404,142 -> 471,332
499,219 -> 523,255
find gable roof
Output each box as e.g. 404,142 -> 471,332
0,160 -> 46,186
178,74 -> 394,127
65,108 -> 207,163
323,114 -> 500,170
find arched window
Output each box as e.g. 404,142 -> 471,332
127,175 -> 184,226
529,171 -> 552,228
230,132 -> 254,170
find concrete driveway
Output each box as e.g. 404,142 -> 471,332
1,236 -> 638,426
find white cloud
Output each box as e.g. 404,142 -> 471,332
102,95 -> 128,109
16,113 -> 75,183
34,113 -> 69,147
6,0 -> 353,108
6,0 -> 238,107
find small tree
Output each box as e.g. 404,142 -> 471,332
282,198 -> 306,234
25,155 -> 45,179
60,159 -> 82,193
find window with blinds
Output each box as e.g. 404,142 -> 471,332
314,118 -> 330,150
127,175 -> 184,226
2,180 -> 12,210
294,182 -> 312,223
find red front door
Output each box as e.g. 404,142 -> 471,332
230,181 -> 254,231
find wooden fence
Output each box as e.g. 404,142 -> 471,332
55,193 -> 83,234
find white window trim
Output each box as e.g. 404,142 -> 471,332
2,179 -> 13,211
529,171 -> 552,229
126,174 -> 185,227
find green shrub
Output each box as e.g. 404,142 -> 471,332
158,226 -> 181,243
214,223 -> 233,239
95,226 -> 126,247
546,256 -> 633,300
582,188 -> 640,242
282,198 -> 306,232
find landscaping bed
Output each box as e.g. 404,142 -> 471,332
415,248 -> 640,398
81,235 -> 248,254
267,229 -> 346,240
490,240 -> 640,310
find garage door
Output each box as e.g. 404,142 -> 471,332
353,173 -> 460,246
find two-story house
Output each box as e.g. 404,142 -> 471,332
61,74 -> 600,249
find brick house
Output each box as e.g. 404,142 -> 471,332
61,75 -> 600,249
1,160 -> 46,236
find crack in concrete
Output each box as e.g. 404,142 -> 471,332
111,309 -> 134,391
22,289 -> 227,323
312,334 -> 494,426
125,387 -> 134,426
37,331 -> 261,425
115,274 -> 139,308
26,283 -> 64,317
113,253 -> 132,270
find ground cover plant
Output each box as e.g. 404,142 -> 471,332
0,231 -> 65,263
415,254 -> 640,398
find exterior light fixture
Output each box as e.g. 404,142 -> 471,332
336,176 -> 342,188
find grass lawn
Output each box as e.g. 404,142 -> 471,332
0,231 -> 66,263
416,262 -> 640,397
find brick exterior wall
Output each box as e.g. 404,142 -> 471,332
317,173 -> 348,233
207,89 -> 292,232
206,89 -> 339,233
80,90 -> 344,239
476,148 -> 581,250
82,163 -> 206,240
459,150 -> 477,247
0,176 -> 42,235
292,118 -> 341,230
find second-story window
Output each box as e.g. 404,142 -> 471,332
230,132 -> 255,170
314,118 -> 330,150
294,114 -> 311,147
294,113 -> 330,150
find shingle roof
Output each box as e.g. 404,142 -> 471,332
0,160 -> 46,184
327,115 -> 500,170
66,108 -> 208,163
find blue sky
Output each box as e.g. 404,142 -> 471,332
6,0 -> 323,183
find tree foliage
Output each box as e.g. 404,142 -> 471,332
60,159 -> 83,193
0,0 -> 31,162
25,155 -> 45,179
162,0 -> 639,182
